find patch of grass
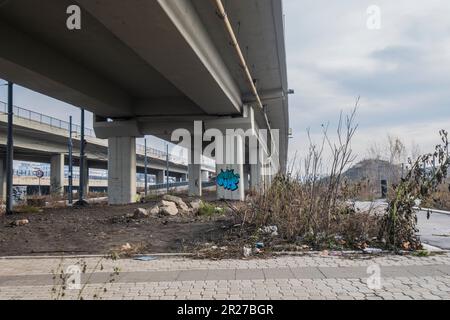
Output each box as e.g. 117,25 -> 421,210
14,205 -> 42,214
199,203 -> 222,217
412,250 -> 430,257
142,193 -> 160,202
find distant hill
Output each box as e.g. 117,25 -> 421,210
343,159 -> 401,183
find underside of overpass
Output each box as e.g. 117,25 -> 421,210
0,0 -> 289,204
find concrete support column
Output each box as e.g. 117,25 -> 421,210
260,146 -> 270,191
0,158 -> 6,202
250,162 -> 261,191
50,154 -> 65,195
108,137 -> 136,205
181,174 -> 187,182
201,170 -> 209,182
243,165 -> 250,192
216,133 -> 245,201
156,170 -> 165,184
188,138 -> 202,197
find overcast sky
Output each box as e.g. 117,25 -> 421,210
285,0 -> 450,164
1,0 -> 450,163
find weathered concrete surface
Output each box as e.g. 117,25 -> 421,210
108,137 -> 137,205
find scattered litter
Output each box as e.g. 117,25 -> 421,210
121,243 -> 132,251
12,219 -> 29,227
243,246 -> 252,258
363,248 -> 383,254
254,248 -> 263,254
215,207 -> 225,214
134,256 -> 157,262
255,242 -> 264,249
261,226 -> 278,233
260,226 -> 279,237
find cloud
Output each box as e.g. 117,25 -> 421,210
284,0 -> 450,165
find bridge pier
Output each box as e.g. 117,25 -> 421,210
243,165 -> 250,192
250,161 -> 261,191
108,137 -> 137,205
156,170 -> 165,185
201,170 -> 209,182
216,132 -> 245,201
188,135 -> 202,197
50,154 -> 64,196
0,158 -> 6,202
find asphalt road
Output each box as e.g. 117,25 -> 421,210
417,211 -> 450,250
354,201 -> 450,250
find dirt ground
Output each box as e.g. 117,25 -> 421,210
0,196 -> 239,257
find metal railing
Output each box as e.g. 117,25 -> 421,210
149,181 -> 215,190
0,101 -> 96,138
0,101 -> 216,169
135,143 -> 188,166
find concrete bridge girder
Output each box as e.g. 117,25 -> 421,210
0,0 -> 288,203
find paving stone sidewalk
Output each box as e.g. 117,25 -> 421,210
1,253 -> 450,300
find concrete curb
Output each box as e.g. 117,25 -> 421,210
1,249 -> 449,261
0,253 -> 194,260
416,207 -> 450,216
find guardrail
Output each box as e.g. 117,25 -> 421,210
0,101 -> 216,169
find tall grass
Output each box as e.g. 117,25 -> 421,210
242,104 -> 382,248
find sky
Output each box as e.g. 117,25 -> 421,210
284,0 -> 450,165
1,0 -> 450,165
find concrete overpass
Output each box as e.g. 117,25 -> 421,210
0,0 -> 289,204
0,102 -> 214,200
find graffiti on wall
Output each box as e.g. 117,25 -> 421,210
217,169 -> 240,191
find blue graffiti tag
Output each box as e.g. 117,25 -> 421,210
217,169 -> 240,191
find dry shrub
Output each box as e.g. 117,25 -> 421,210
379,130 -> 450,251
244,175 -> 381,249
242,103 -> 383,249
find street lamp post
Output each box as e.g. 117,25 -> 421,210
79,109 -> 85,201
75,108 -> 87,206
166,144 -> 169,194
6,82 -> 14,215
68,116 -> 73,205
144,138 -> 148,197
